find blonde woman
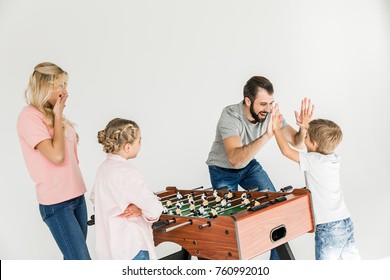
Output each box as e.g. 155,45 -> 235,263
17,62 -> 90,259
91,118 -> 163,260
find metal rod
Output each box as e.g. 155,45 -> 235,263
199,221 -> 211,229
163,220 -> 193,233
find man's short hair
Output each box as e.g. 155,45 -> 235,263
243,76 -> 274,102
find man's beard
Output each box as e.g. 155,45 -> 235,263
249,102 -> 267,124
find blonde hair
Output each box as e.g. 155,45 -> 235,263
307,119 -> 343,155
25,62 -> 68,127
98,118 -> 139,153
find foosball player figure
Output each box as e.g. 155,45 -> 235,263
177,191 -> 183,200
162,206 -> 169,214
166,199 -> 172,208
215,195 -> 221,204
175,204 -> 182,216
175,201 -> 183,209
254,200 -> 261,207
241,192 -> 248,201
213,189 -> 218,198
201,192 -> 207,201
197,205 -> 205,216
187,193 -> 194,204
202,199 -> 209,208
189,200 -> 196,213
243,197 -> 251,207
209,207 -> 218,218
220,198 -> 227,208
226,190 -> 234,201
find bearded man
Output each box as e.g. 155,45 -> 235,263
206,76 -> 313,260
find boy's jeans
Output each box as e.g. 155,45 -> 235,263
315,217 -> 361,260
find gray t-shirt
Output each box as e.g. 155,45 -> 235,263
206,102 -> 287,169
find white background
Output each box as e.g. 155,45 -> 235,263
0,0 -> 389,260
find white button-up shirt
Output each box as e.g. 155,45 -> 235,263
91,154 -> 163,259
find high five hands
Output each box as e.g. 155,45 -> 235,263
270,98 -> 315,132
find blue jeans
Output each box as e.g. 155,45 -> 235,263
132,250 -> 150,260
315,217 -> 361,260
39,195 -> 91,260
208,159 -> 276,192
208,159 -> 279,260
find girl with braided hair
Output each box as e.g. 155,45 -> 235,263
91,118 -> 163,260
17,62 -> 91,259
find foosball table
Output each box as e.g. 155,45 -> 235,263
153,186 -> 314,260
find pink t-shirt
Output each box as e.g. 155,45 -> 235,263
17,105 -> 86,205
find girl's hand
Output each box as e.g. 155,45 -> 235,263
294,98 -> 314,130
117,204 -> 142,218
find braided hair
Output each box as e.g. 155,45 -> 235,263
97,118 -> 139,153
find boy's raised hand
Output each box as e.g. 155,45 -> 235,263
295,98 -> 314,130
